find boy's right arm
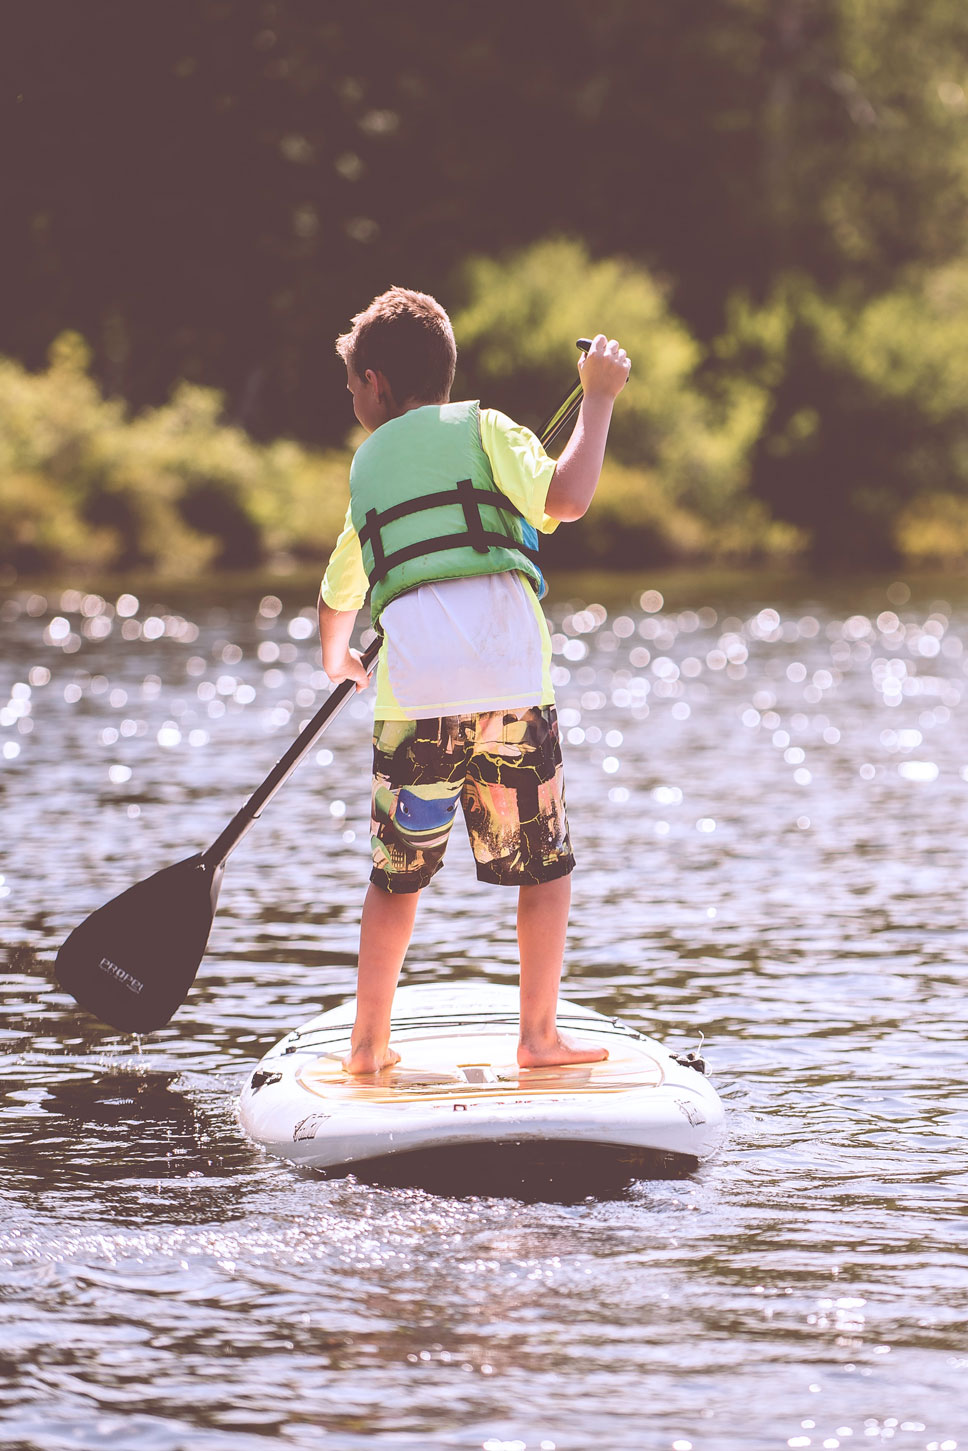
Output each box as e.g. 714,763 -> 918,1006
544,334 -> 630,522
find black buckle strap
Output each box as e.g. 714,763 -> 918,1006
366,531 -> 540,586
364,508 -> 385,578
455,477 -> 489,554
359,480 -> 533,584
358,483 -> 520,544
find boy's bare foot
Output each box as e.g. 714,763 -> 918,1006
342,1044 -> 401,1075
517,1034 -> 609,1069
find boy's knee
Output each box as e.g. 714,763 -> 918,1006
368,868 -> 429,896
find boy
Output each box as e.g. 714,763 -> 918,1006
318,287 -> 630,1074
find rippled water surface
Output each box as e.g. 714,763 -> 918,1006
2,571 -> 967,1451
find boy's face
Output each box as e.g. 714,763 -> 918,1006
346,365 -> 393,434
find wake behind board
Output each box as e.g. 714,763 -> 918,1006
239,984 -> 724,1198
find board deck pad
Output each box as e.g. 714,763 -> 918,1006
238,982 -> 725,1199
297,1030 -> 664,1105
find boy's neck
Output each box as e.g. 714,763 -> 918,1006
396,393 -> 450,415
377,393 -> 450,428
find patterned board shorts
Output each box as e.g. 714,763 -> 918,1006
369,706 -> 575,893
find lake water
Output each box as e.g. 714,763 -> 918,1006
1,570 -> 967,1451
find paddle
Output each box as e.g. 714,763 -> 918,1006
54,340 -> 593,1033
540,338 -> 590,449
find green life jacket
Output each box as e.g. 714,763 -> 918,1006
349,400 -> 546,625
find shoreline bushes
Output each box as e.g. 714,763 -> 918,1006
3,240 -> 968,578
0,333 -> 350,576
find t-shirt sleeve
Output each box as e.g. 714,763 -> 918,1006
320,504 -> 370,610
478,408 -> 560,534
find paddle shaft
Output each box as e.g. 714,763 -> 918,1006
198,340 -> 592,872
541,338 -> 590,450
199,634 -> 381,871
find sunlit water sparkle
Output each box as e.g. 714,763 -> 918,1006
1,573 -> 967,1451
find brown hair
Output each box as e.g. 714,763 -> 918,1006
335,287 -> 457,405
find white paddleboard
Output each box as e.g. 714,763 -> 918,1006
238,983 -> 724,1194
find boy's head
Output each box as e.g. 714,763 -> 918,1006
336,287 -> 457,410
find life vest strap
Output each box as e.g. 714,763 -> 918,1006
359,479 -> 534,584
456,477 -> 489,553
365,531 -> 540,587
364,508 -> 386,579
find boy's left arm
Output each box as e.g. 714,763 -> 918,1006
318,596 -> 370,691
318,503 -> 371,691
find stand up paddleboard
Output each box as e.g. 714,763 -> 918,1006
238,983 -> 725,1198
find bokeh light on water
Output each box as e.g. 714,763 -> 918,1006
1,573 -> 967,1451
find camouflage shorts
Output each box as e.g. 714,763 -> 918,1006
368,706 -> 575,893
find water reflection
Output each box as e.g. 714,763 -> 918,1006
2,572 -> 968,1449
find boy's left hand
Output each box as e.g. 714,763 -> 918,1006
325,649 -> 371,692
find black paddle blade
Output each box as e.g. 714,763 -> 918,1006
55,854 -> 223,1033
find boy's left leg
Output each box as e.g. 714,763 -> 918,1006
344,715 -> 469,1075
516,874 -> 608,1068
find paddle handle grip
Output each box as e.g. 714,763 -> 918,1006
200,634 -> 382,871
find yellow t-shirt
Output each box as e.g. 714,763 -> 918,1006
320,407 -> 560,720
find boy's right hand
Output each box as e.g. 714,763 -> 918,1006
578,334 -> 631,401
544,334 -> 630,523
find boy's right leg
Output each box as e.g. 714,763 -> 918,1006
343,882 -> 421,1074
462,706 -> 607,1069
516,874 -> 608,1068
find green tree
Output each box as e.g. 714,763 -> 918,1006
725,267 -> 968,567
454,239 -> 773,564
7,0 -> 968,443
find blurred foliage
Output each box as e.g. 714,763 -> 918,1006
5,1 -> 968,570
6,238 -> 968,576
454,239 -> 794,564
0,334 -> 349,574
896,491 -> 968,564
8,0 -> 968,432
719,264 -> 968,566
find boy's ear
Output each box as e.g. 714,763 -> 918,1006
365,368 -> 395,406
